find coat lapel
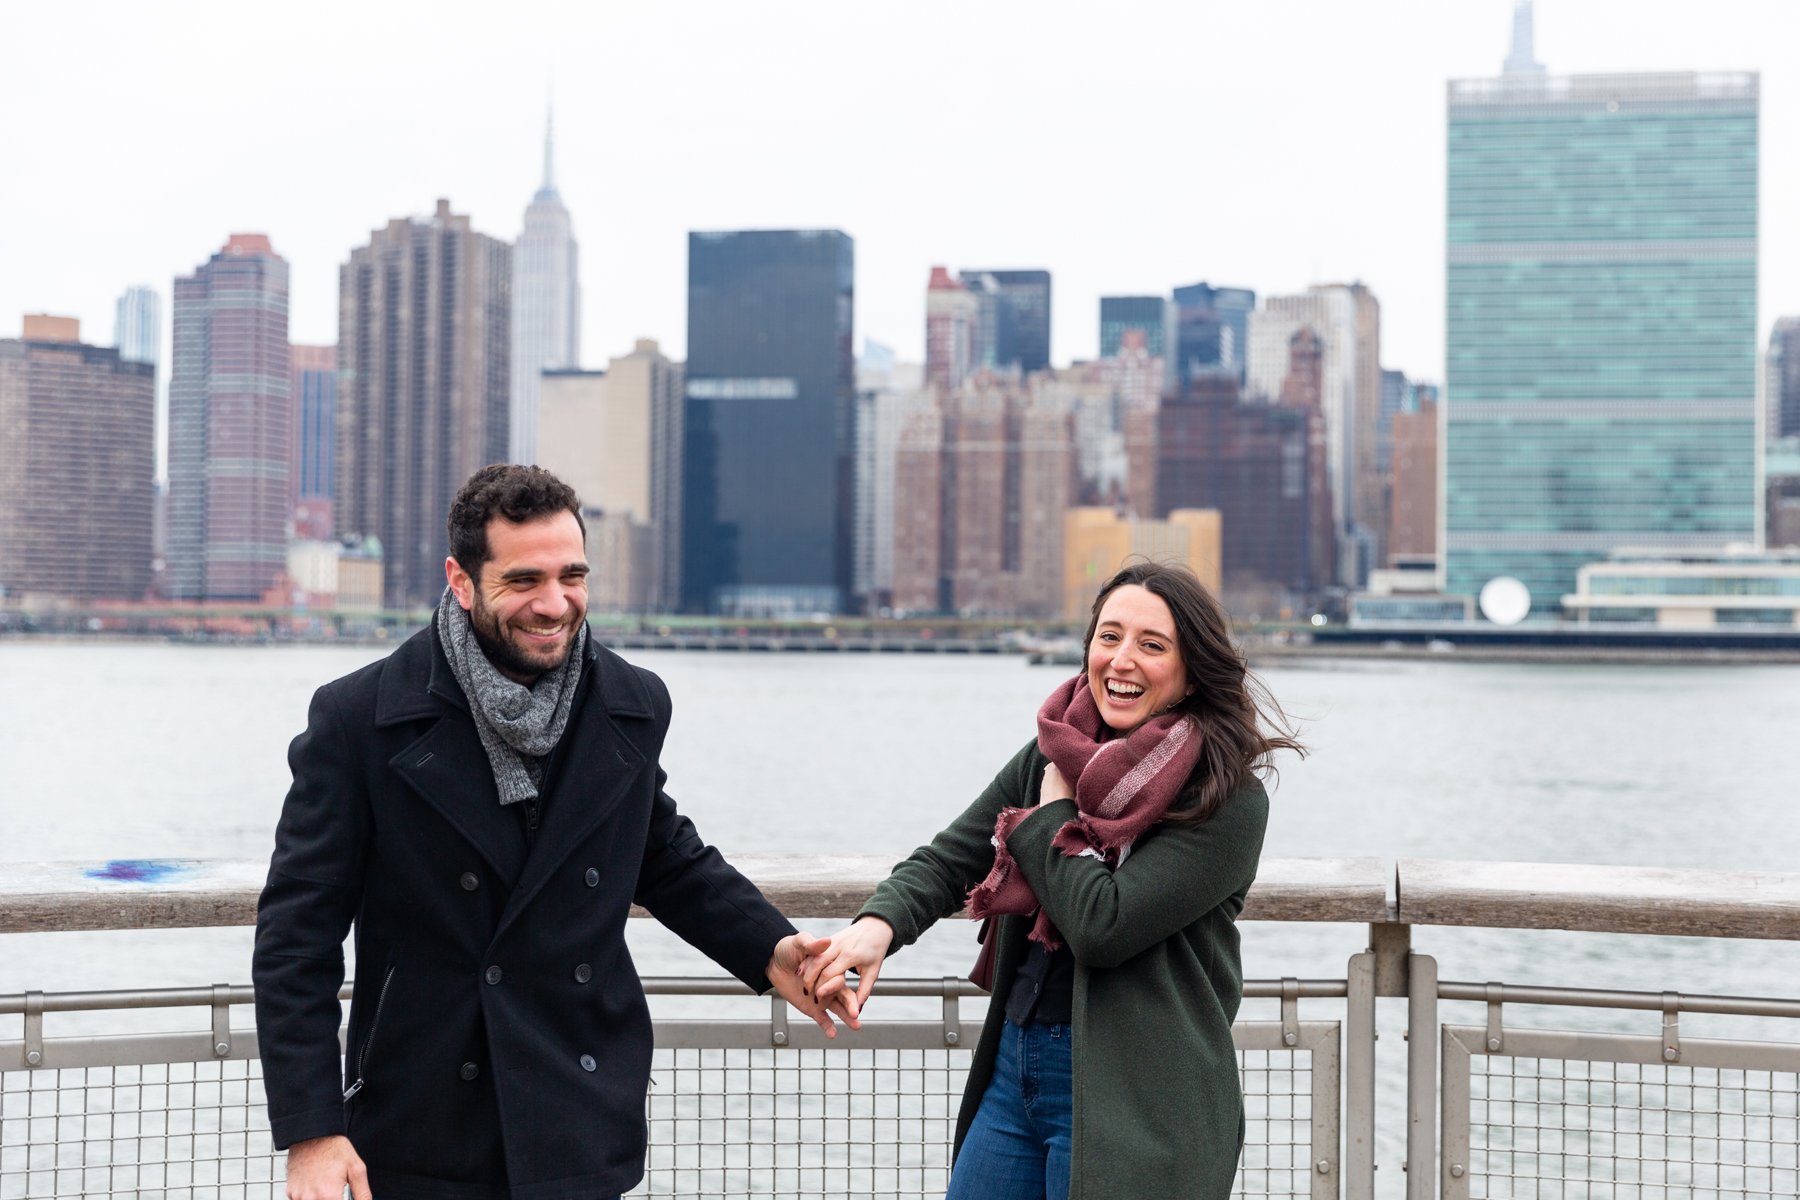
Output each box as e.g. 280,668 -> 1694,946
389,719 -> 523,887
376,626 -> 524,888
491,645 -> 655,943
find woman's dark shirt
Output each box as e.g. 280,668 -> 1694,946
1005,939 -> 1074,1025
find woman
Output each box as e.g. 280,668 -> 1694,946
803,562 -> 1303,1200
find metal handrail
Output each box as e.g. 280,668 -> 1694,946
0,976 -> 1352,1016
19,975 -> 1800,1025
1437,978 -> 1800,1019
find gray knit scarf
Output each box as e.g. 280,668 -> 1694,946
436,588 -> 587,807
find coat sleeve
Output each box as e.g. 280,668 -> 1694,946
252,685 -> 371,1150
1003,777 -> 1269,968
633,765 -> 798,993
853,739 -> 1038,951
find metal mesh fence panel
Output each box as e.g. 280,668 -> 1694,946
631,1045 -> 966,1199
1453,1039 -> 1800,1200
1238,1046 -> 1318,1197
0,1060 -> 281,1200
628,1031 -> 1332,1199
1,1013 -> 1335,1199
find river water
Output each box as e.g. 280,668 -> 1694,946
4,640 -> 1799,989
2,641 -> 1798,1190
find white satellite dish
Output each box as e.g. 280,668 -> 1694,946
1478,576 -> 1531,627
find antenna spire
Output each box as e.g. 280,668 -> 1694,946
1504,0 -> 1546,76
542,96 -> 556,193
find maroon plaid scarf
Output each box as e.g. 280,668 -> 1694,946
966,673 -> 1204,951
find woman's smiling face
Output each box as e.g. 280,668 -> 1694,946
1085,584 -> 1193,733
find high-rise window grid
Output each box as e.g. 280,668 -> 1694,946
1443,72 -> 1759,613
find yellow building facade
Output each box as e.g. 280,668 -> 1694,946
1062,508 -> 1223,619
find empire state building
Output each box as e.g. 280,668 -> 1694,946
511,110 -> 582,463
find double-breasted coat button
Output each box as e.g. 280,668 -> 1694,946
485,965 -> 503,985
460,1062 -> 480,1081
459,872 -> 479,891
580,1054 -> 597,1072
584,867 -> 599,887
574,963 -> 592,984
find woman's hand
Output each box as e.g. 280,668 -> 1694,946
800,916 -> 895,1011
1041,761 -> 1074,804
767,932 -> 860,1035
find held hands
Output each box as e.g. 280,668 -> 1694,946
799,916 -> 895,1011
285,1134 -> 370,1200
767,932 -> 862,1036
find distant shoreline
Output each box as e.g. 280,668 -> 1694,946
5,627 -> 1799,667
1246,641 -> 1800,667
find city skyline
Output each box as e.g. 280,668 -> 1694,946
8,1 -> 1800,387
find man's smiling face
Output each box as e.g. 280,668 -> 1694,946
448,511 -> 589,683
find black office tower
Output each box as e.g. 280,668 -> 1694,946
1172,282 -> 1255,384
682,230 -> 855,615
960,269 -> 1052,373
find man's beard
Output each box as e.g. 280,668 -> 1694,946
468,594 -> 579,681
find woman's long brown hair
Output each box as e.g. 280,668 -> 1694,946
1082,561 -> 1306,823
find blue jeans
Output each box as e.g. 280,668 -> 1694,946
945,1021 -> 1073,1200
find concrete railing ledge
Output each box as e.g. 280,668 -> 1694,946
3,855 -> 1797,940
1398,856 -> 1800,940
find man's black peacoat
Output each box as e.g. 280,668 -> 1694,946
253,625 -> 795,1200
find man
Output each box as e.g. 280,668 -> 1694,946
253,464 -> 854,1200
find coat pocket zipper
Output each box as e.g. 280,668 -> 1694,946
342,962 -> 397,1102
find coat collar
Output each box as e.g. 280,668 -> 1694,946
375,622 -> 660,903
373,622 -> 656,728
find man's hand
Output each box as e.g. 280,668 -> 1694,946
767,931 -> 861,1036
799,916 -> 895,1011
285,1134 -> 370,1200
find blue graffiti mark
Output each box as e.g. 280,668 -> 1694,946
85,860 -> 188,884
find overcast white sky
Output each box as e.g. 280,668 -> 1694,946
5,0 -> 1797,384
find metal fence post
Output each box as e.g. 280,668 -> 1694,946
1406,953 -> 1439,1199
1439,1026 -> 1473,1200
1344,951 -> 1376,1200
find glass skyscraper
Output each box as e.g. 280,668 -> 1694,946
1172,283 -> 1255,384
960,269 -> 1051,373
1767,317 -> 1800,441
1099,296 -> 1172,361
113,286 -> 160,366
682,229 -> 855,615
1444,70 -> 1759,615
113,285 -> 165,483
290,344 -> 336,540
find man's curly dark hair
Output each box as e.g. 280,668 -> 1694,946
447,464 -> 586,583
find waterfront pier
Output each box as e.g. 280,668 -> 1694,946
4,857 -> 1799,1198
